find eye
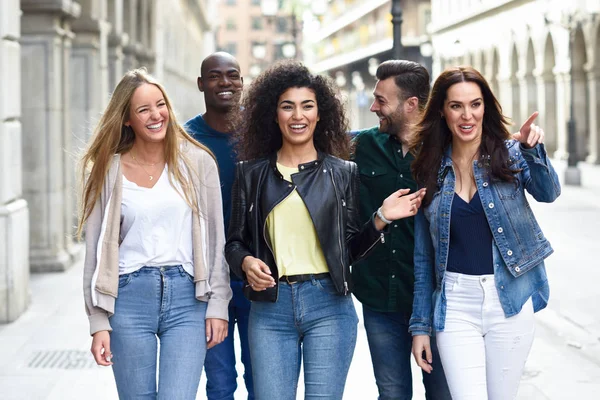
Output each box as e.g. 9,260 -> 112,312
450,104 -> 461,110
158,101 -> 166,107
304,104 -> 314,110
282,105 -> 293,111
472,102 -> 481,108
209,75 -> 220,80
138,108 -> 149,113
229,74 -> 240,80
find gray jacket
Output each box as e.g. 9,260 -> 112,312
83,142 -> 231,335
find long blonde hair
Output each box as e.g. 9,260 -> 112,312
77,68 -> 212,238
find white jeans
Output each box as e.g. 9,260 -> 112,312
436,271 -> 535,400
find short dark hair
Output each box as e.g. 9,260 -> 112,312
376,60 -> 430,110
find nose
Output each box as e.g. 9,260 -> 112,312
292,107 -> 302,120
150,107 -> 161,120
369,101 -> 378,113
220,76 -> 231,86
462,108 -> 472,120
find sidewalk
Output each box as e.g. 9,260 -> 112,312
0,159 -> 599,399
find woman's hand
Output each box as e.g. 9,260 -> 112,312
513,111 -> 545,149
91,330 -> 113,366
376,188 -> 426,228
206,318 -> 228,349
242,256 -> 275,291
412,334 -> 433,374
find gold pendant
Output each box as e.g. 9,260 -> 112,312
149,176 -> 154,181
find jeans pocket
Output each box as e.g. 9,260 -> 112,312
315,278 -> 338,295
118,273 -> 133,288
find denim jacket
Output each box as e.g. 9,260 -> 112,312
409,140 -> 561,336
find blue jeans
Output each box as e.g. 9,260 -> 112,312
109,266 -> 207,399
363,307 -> 451,400
248,277 -> 358,400
205,279 -> 254,400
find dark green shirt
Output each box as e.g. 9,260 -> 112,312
351,127 -> 417,313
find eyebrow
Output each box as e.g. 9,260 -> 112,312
447,97 -> 483,104
207,68 -> 240,74
279,99 -> 316,106
135,99 -> 165,112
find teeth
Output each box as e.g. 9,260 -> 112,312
291,125 -> 306,129
218,91 -> 233,96
147,122 -> 162,129
460,125 -> 473,129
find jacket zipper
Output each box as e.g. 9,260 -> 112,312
329,169 -> 349,295
358,231 -> 386,259
262,188 -> 296,301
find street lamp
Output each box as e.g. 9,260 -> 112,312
391,0 -> 403,59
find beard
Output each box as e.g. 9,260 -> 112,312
379,107 -> 406,136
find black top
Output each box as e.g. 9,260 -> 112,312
447,191 -> 494,275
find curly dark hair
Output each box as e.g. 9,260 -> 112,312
410,66 -> 516,207
234,60 -> 350,160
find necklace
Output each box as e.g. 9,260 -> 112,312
131,151 -> 162,181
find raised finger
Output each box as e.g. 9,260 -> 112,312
521,111 -> 539,132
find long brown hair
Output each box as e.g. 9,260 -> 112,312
411,66 -> 516,207
77,68 -> 212,237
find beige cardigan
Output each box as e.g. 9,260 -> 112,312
83,143 -> 231,335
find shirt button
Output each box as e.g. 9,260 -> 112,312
400,174 -> 403,178
288,184 -> 292,188
397,149 -> 401,153
500,285 -> 504,289
394,224 -> 398,228
507,250 -> 513,256
488,203 -> 495,209
392,250 -> 396,254
300,165 -> 305,170
515,266 -> 521,273
497,227 -> 503,233
482,277 -> 487,283
372,171 -> 375,175
483,182 -> 489,187
391,275 -> 396,279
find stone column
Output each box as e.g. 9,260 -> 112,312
107,0 -> 126,89
20,0 -> 82,272
122,0 -> 139,71
518,70 -> 537,127
71,0 -> 110,152
553,71 -> 569,160
535,70 -> 558,154
585,65 -> 599,164
0,0 -> 30,322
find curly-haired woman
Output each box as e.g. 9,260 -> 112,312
409,66 -> 560,399
78,68 -> 232,398
225,60 -> 425,399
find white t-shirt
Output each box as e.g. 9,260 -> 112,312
119,167 -> 194,276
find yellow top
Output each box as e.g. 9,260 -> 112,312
266,163 -> 329,277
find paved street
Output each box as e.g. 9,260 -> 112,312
0,159 -> 599,399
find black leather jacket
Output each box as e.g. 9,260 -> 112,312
225,151 -> 385,302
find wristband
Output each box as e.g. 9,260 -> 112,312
377,207 -> 393,225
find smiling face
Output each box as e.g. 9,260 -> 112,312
442,81 -> 485,147
276,87 -> 320,150
370,77 -> 405,135
125,83 -> 169,143
199,54 -> 243,112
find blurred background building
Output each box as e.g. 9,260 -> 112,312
0,0 -> 217,323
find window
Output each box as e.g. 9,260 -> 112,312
251,16 -> 263,30
225,0 -> 236,5
219,42 -> 237,56
226,18 -> 236,31
251,0 -> 261,5
276,16 -> 288,33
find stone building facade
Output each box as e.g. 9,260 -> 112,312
0,0 -> 216,323
430,0 -> 600,163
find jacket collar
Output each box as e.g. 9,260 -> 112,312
268,150 -> 326,178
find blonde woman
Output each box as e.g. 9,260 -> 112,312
78,68 -> 232,398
